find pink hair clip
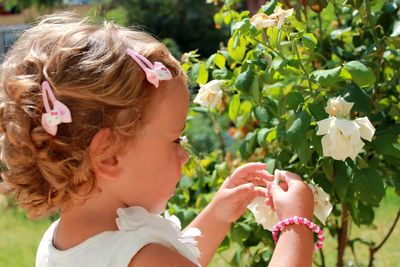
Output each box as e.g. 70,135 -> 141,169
126,48 -> 172,88
41,81 -> 72,136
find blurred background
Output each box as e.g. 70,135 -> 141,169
1,1 -> 399,267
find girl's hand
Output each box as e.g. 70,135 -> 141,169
265,170 -> 314,220
208,162 -> 274,224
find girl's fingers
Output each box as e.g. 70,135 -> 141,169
254,170 -> 275,181
230,162 -> 267,180
276,170 -> 302,186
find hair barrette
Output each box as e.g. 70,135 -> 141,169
41,81 -> 72,136
126,48 -> 172,88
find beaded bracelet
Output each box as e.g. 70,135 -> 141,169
272,216 -> 325,251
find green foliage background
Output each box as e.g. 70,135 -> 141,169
172,0 -> 400,266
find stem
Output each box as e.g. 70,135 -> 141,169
368,208 -> 400,267
209,113 -> 226,158
319,247 -> 326,267
317,12 -> 323,44
337,204 -> 349,267
293,39 -> 314,97
249,36 -> 287,59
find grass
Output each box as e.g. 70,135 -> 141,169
0,189 -> 399,267
0,204 -> 53,267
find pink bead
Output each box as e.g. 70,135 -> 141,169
272,216 -> 325,252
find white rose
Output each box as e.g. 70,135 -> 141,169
317,116 -> 375,161
249,6 -> 294,30
325,96 -> 354,118
272,6 -> 294,29
250,13 -> 277,29
193,80 -> 223,111
308,184 -> 333,225
247,197 -> 279,231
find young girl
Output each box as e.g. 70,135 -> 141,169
0,13 -> 314,267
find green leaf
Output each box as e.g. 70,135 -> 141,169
297,139 -> 311,165
261,0 -> 277,15
229,94 -> 241,122
232,18 -> 250,32
347,195 -> 360,226
196,62 -> 208,85
257,128 -> 271,148
235,67 -> 254,94
250,76 -> 260,103
353,168 -> 385,206
188,63 -> 200,84
344,61 -> 376,87
311,133 -> 323,157
228,32 -> 246,62
341,83 -> 372,113
308,102 -> 328,121
264,157 -> 276,174
239,131 -> 258,159
333,161 -> 351,202
322,158 -> 334,181
254,106 -> 270,125
374,125 -> 400,158
286,111 -> 311,149
231,222 -> 252,243
358,202 -> 375,225
287,92 -> 304,110
212,68 -> 230,79
310,66 -> 342,87
214,53 -> 226,69
302,33 -> 318,51
236,100 -> 253,127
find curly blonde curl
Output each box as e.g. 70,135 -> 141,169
0,12 -> 183,219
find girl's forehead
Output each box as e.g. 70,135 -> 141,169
145,79 -> 189,132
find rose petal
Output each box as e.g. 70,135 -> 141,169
316,117 -> 335,135
354,117 -> 375,141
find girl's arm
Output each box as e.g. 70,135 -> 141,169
268,224 -> 313,267
187,163 -> 274,266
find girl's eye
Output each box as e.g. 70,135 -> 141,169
174,136 -> 188,144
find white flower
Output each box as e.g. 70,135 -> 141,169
316,97 -> 375,161
250,6 -> 294,30
247,197 -> 279,231
308,184 -> 332,225
250,13 -> 277,29
193,80 -> 223,111
325,96 -> 354,118
248,185 -> 333,229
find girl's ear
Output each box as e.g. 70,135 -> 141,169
89,128 -> 121,180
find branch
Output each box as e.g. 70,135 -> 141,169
368,207 -> 400,267
209,113 -> 226,158
337,204 -> 349,267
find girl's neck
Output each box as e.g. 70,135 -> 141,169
54,193 -> 123,250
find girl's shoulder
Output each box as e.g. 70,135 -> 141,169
36,206 -> 201,267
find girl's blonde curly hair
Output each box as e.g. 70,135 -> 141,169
0,12 -> 183,219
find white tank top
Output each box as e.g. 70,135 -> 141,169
36,206 -> 201,267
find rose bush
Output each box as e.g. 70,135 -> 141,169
170,0 -> 400,266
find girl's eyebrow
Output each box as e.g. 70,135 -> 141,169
175,125 -> 186,133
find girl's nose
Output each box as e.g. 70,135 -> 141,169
179,147 -> 190,165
